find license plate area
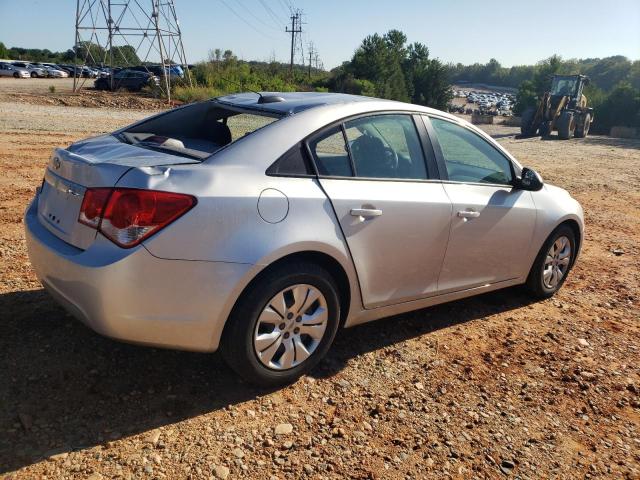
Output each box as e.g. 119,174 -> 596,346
37,169 -> 94,247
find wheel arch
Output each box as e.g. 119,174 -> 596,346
219,250 -> 354,347
556,218 -> 582,266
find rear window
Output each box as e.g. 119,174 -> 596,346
226,113 -> 278,140
120,102 -> 281,160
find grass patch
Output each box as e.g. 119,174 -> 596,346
171,86 -> 226,103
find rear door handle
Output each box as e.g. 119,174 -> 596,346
350,208 -> 383,218
457,209 -> 480,219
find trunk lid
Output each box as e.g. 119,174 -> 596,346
37,134 -> 197,250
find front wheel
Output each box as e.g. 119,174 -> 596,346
221,262 -> 341,387
557,112 -> 576,139
525,225 -> 576,299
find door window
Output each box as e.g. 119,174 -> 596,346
430,117 -> 513,185
309,126 -> 353,177
344,115 -> 427,180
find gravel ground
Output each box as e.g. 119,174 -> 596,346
0,99 -> 639,479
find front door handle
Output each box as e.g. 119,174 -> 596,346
457,209 -> 480,219
350,208 -> 383,218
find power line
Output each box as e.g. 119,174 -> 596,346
276,0 -> 291,16
257,0 -> 286,30
235,0 -> 283,32
218,0 -> 278,40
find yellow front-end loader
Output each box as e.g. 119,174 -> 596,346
521,74 -> 594,139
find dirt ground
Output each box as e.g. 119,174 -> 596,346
0,77 -> 169,109
0,94 -> 639,480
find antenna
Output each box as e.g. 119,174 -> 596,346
73,0 -> 192,102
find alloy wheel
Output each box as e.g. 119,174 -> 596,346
253,284 -> 328,370
543,236 -> 571,289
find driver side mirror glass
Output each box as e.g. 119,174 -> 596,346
515,167 -> 544,191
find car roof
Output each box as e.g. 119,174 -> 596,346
214,91 -> 392,116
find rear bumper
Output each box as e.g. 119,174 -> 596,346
24,198 -> 251,352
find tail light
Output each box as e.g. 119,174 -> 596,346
78,188 -> 196,248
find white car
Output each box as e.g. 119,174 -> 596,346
11,62 -> 47,78
0,62 -> 30,78
43,66 -> 69,78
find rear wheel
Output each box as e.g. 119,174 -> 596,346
525,225 -> 576,299
221,262 -> 341,387
520,108 -> 536,136
575,113 -> 591,138
557,111 -> 576,139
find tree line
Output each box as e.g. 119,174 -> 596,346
2,35 -> 638,130
0,41 -> 140,66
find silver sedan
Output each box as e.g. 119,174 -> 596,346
25,92 -> 584,386
0,62 -> 30,78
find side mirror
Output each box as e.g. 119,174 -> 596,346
514,167 -> 544,191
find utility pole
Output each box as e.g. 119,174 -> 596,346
285,10 -> 302,77
307,43 -> 315,80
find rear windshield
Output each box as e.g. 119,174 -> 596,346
118,101 -> 280,160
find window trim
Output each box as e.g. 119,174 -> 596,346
424,114 -> 517,188
265,142 -> 316,178
304,111 -> 438,183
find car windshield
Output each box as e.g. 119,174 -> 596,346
550,77 -> 578,97
118,101 -> 281,160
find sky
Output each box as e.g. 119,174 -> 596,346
1,0 -> 639,69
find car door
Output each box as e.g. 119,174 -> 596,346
425,116 -> 536,293
113,71 -> 127,90
309,113 -> 452,309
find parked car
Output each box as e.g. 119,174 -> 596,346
25,92 -> 584,386
94,69 -> 159,91
11,62 -> 47,78
130,64 -> 184,79
40,65 -> 69,78
0,62 -> 30,78
57,64 -> 81,77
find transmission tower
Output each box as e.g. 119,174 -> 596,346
73,0 -> 192,101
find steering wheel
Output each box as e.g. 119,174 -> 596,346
381,144 -> 399,172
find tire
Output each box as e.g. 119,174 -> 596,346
574,113 -> 591,138
220,262 -> 341,387
525,225 -> 576,299
13,72 -> 19,78
520,108 -> 536,136
30,72 -> 37,78
557,111 -> 576,139
539,120 -> 551,137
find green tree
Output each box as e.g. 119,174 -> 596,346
75,41 -> 106,65
109,45 -> 140,66
597,82 -> 640,128
513,80 -> 537,115
0,42 -> 8,59
403,43 -> 452,109
532,55 -> 563,96
342,30 -> 450,106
